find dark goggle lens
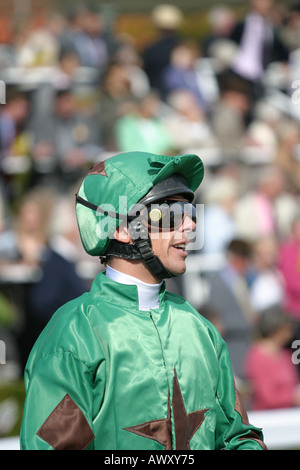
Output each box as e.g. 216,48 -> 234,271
147,202 -> 196,230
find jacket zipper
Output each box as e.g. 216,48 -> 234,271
149,312 -> 166,368
150,311 -> 174,449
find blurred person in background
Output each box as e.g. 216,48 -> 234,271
279,215 -> 300,321
0,187 -> 87,371
113,33 -> 151,100
115,91 -> 172,154
242,98 -> 285,164
230,0 -> 289,91
0,86 -> 32,209
0,188 -> 54,265
0,86 -> 30,162
206,239 -> 257,383
234,165 -> 290,242
161,40 -> 207,109
0,191 -> 20,380
0,288 -> 19,381
164,89 -> 218,154
202,5 -> 237,58
242,120 -> 278,163
275,120 -> 300,194
143,4 -> 183,96
250,235 -> 285,313
49,191 -> 101,286
210,71 -> 253,154
27,48 -> 82,136
14,14 -> 67,68
31,87 -> 101,189
98,60 -> 137,151
201,175 -> 239,255
65,6 -> 110,73
49,193 -> 90,267
280,2 -> 300,52
245,306 -> 300,410
39,49 -> 82,92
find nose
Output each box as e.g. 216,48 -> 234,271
181,213 -> 196,233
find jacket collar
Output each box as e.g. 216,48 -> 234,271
90,271 -> 166,312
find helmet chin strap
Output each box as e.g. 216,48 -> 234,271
76,193 -> 173,281
102,220 -> 174,281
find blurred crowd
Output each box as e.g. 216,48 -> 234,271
1,0 -> 300,430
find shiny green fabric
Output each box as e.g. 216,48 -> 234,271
20,272 -> 265,450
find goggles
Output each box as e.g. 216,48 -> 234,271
76,194 -> 196,232
129,200 -> 196,232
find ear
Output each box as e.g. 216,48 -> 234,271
114,223 -> 132,243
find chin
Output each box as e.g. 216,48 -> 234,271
169,263 -> 187,277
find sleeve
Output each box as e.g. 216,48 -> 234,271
215,340 -> 267,450
20,351 -> 95,450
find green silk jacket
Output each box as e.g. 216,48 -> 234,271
20,272 -> 266,450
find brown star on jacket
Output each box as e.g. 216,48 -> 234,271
124,368 -> 209,450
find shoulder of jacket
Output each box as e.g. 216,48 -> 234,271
165,291 -> 223,342
28,291 -> 100,360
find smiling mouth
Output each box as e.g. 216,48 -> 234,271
172,243 -> 189,254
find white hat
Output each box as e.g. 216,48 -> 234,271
152,4 -> 183,29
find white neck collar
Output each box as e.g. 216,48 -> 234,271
105,265 -> 162,311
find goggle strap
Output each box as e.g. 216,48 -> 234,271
75,194 -> 125,220
128,222 -> 173,280
102,239 -> 142,261
103,234 -> 173,281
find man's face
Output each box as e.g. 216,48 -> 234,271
251,0 -> 273,17
149,196 -> 196,277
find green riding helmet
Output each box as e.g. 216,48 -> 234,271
75,151 -> 204,280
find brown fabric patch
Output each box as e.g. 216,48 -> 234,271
238,431 -> 268,450
234,385 -> 249,425
124,392 -> 173,450
172,369 -> 208,449
124,369 -> 208,450
124,418 -> 173,450
88,161 -> 108,176
37,394 -> 94,450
